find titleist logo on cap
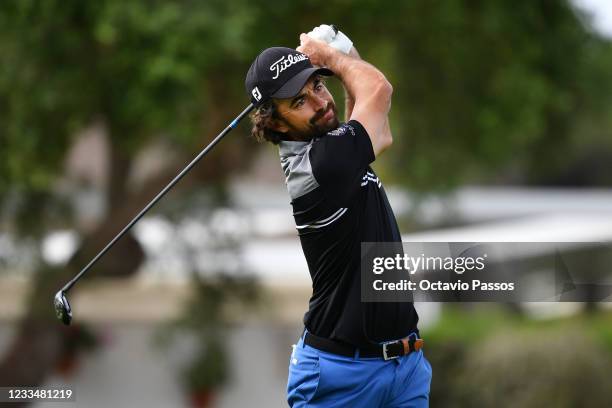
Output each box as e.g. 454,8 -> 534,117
245,47 -> 332,106
270,53 -> 309,79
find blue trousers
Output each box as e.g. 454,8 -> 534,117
287,333 -> 432,407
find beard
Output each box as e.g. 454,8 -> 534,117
284,102 -> 340,141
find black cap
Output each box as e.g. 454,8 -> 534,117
245,47 -> 333,107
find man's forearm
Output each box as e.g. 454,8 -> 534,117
322,47 -> 392,117
329,46 -> 393,152
297,34 -> 393,155
343,47 -> 361,121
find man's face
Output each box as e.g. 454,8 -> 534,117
274,76 -> 339,141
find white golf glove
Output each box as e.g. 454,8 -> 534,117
306,24 -> 353,54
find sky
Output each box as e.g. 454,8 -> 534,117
573,0 -> 612,38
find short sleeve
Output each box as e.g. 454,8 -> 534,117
309,120 -> 375,200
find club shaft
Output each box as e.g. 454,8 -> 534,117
62,103 -> 255,292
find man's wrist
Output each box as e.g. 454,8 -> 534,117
320,44 -> 341,66
322,47 -> 351,75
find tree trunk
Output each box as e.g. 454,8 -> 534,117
0,161 -> 199,395
0,97 -> 256,396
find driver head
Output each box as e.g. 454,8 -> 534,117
54,290 -> 72,325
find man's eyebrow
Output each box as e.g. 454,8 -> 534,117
290,92 -> 306,107
289,79 -> 320,107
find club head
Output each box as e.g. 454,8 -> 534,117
54,290 -> 72,326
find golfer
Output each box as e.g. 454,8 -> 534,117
245,26 -> 432,407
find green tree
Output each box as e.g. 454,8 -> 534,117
2,0 -> 612,391
234,0 -> 612,188
370,0 -> 612,188
0,0 -> 262,388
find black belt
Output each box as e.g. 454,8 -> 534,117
303,330 -> 424,360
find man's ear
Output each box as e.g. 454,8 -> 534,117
265,99 -> 290,134
269,118 -> 290,134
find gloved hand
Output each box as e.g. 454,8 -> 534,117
306,24 -> 353,55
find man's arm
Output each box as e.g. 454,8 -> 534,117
297,34 -> 393,157
343,46 -> 359,121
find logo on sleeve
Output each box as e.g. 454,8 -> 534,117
327,124 -> 355,137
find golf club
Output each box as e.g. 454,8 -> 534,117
54,103 -> 255,325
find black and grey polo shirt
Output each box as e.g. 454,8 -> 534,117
279,119 -> 419,347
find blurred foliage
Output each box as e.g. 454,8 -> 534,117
424,305 -> 612,350
59,323 -> 99,359
232,0 -> 612,188
156,273 -> 260,391
183,337 -> 229,392
1,0 -> 612,199
1,0 -> 611,394
379,0 -> 612,188
168,273 -> 260,333
423,306 -> 612,407
0,0 -> 255,191
455,329 -> 612,407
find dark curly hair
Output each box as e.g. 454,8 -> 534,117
249,100 -> 286,145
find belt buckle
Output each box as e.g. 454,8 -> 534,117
381,340 -> 401,361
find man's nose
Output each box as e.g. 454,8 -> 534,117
311,94 -> 327,111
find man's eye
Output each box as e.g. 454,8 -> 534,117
315,83 -> 323,91
296,99 -> 305,107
